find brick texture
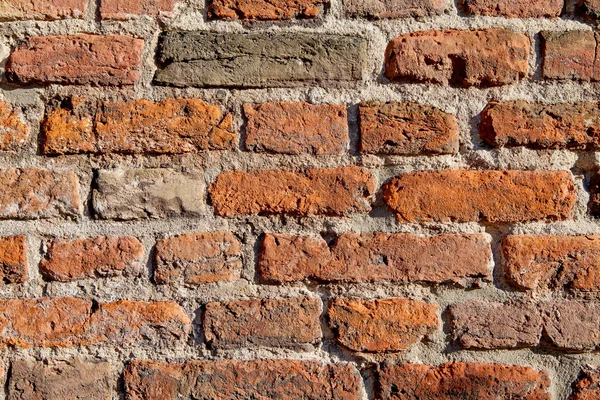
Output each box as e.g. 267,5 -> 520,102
570,366 -> 600,400
100,0 -> 180,19
458,0 -> 563,17
208,0 -> 328,19
0,236 -> 26,284
542,31 -> 600,82
566,0 -> 600,20
0,0 -> 86,20
0,102 -> 28,152
343,0 -> 447,18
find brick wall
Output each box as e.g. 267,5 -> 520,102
0,0 -> 598,399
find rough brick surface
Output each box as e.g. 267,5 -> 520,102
209,0 -> 328,19
458,0 -> 562,17
100,0 -> 180,19
259,233 -> 491,285
154,232 -> 242,285
566,0 -> 600,20
8,359 -> 114,400
385,29 -> 530,87
125,360 -> 361,399
481,101 -> 600,149
0,102 -> 28,152
244,102 -> 348,155
343,0 -> 447,18
383,170 -> 576,223
39,236 -> 143,282
93,168 -> 205,220
542,31 -> 600,82
0,0 -> 86,20
328,298 -> 438,352
6,34 -> 144,86
589,172 -> 600,217
359,101 -> 459,155
0,236 -> 26,284
378,363 -> 551,400
541,302 -> 600,351
570,366 -> 600,400
203,296 -> 322,349
0,168 -> 82,219
210,167 -> 374,217
155,32 -> 367,88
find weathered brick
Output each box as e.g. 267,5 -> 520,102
503,235 -> 600,292
244,102 -> 348,155
0,297 -> 190,348
328,298 -> 438,352
359,101 -> 459,155
378,363 -> 551,400
385,29 -> 530,87
203,296 -> 322,349
383,170 -> 576,223
125,359 -> 361,399
0,168 -> 82,219
100,0 -> 179,19
259,233 -> 491,286
343,0 -> 447,18
41,97 -> 96,154
0,236 -> 26,284
155,32 -> 367,88
541,301 -> 600,351
6,34 -> 144,86
0,102 -> 28,152
0,0 -> 86,20
570,366 -> 600,400
589,172 -> 600,217
449,301 -> 543,349
210,167 -> 374,217
8,359 -> 114,400
154,232 -> 242,285
566,0 -> 600,21
39,236 -> 143,282
209,0 -> 328,19
481,101 -> 600,149
542,31 -> 600,82
93,168 -> 205,220
458,0 -> 562,17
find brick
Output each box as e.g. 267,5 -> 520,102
209,0 -> 327,19
155,32 -> 367,88
385,29 -> 529,88
210,167 -> 374,217
481,101 -> 600,149
378,362 -> 550,400
203,296 -> 322,349
458,0 -> 562,17
125,359 -> 361,399
358,101 -> 459,155
566,0 -> 600,20
259,233 -> 491,286
6,34 -> 144,86
154,232 -> 242,284
541,301 -> 600,351
8,359 -> 114,400
244,102 -> 348,155
503,235 -> 600,292
383,170 -> 576,223
570,366 -> 600,400
93,168 -> 205,220
0,168 -> 82,219
449,301 -> 543,349
0,297 -> 190,348
100,0 -> 179,19
0,0 -> 86,20
542,31 -> 600,82
0,236 -> 27,284
343,0 -> 447,18
328,298 -> 438,352
590,173 -> 600,217
0,102 -> 28,152
39,236 -> 143,282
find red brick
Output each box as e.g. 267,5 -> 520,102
458,0 -> 562,17
589,172 -> 600,218
6,34 -> 144,86
210,167 -> 374,217
570,366 -> 600,400
343,0 -> 447,18
154,232 -> 242,285
566,0 -> 600,21
209,0 -> 328,19
0,168 -> 82,219
541,301 -> 600,351
0,236 -> 27,284
0,0 -> 86,20
359,101 -> 458,155
39,236 -> 143,282
383,170 -> 576,223
244,102 -> 348,155
328,298 -> 438,352
100,0 -> 180,19
385,29 -> 530,88
125,359 -> 361,399
259,233 -> 491,286
203,296 -> 322,349
481,101 -> 600,149
0,297 -> 190,348
378,362 -> 550,400
0,102 -> 28,152
503,235 -> 600,292
542,31 -> 600,82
